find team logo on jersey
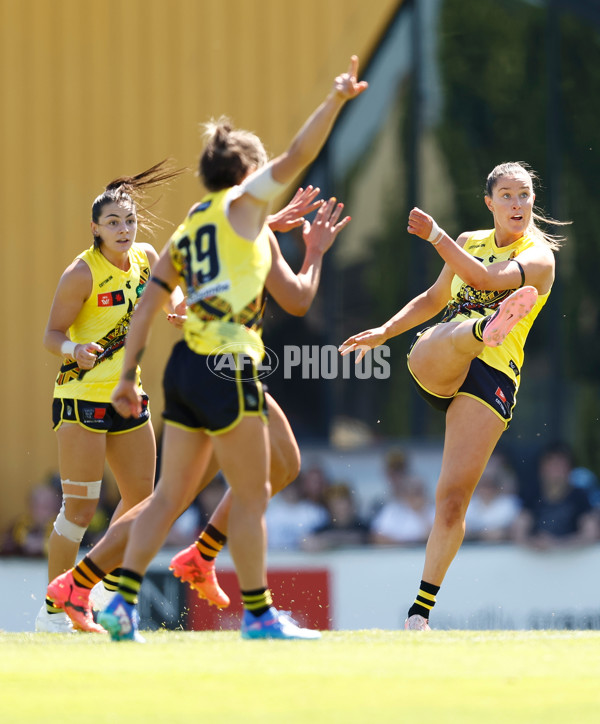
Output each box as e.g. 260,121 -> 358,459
98,291 -> 125,306
189,200 -> 212,216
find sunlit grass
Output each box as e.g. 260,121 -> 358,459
1,630 -> 599,723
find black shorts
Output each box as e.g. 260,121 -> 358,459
52,395 -> 150,434
162,340 -> 268,435
407,333 -> 516,427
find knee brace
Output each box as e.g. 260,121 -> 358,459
53,479 -> 102,542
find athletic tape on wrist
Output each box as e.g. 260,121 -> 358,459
60,340 -> 78,357
427,220 -> 444,245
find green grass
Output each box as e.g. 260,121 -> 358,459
1,630 -> 599,723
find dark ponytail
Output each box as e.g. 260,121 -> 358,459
92,159 -> 185,247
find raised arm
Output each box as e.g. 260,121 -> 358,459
408,207 -> 555,294
269,56 -> 368,187
339,265 -> 453,362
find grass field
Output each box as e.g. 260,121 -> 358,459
1,629 -> 599,723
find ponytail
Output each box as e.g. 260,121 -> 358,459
92,159 -> 185,247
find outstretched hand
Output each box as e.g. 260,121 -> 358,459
338,326 -> 388,363
333,55 -> 369,101
303,197 -> 351,255
267,186 -> 323,233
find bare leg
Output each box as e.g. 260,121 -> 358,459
211,416 -> 270,590
106,422 -> 156,515
408,320 -> 485,397
121,425 -> 213,575
205,393 -> 300,534
47,424 -> 106,581
422,395 -> 505,585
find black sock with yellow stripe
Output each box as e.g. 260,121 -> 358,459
241,587 -> 273,618
102,568 -> 122,592
408,580 -> 440,620
196,524 -> 227,562
46,597 -> 64,615
472,315 -> 491,342
46,556 -> 106,614
72,556 -> 106,590
117,569 -> 143,605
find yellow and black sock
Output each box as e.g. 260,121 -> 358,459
117,569 -> 143,605
45,597 -> 63,615
46,556 -> 105,614
72,556 -> 106,590
197,524 -> 227,562
241,587 -> 273,618
472,315 -> 491,342
407,580 -> 440,620
102,568 -> 122,592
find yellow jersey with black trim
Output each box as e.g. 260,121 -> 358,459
442,229 -> 550,387
53,243 -> 151,402
168,187 -> 272,363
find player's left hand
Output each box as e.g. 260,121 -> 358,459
267,186 -> 323,232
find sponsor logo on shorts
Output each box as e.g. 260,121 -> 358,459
495,386 -> 507,403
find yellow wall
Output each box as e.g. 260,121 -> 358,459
0,0 -> 402,531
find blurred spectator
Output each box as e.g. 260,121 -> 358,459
297,462 -> 331,509
265,466 -> 331,550
512,442 -> 600,550
1,477 -> 61,557
370,448 -> 434,545
302,483 -> 369,551
464,453 -> 521,542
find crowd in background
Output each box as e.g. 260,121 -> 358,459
3,441 -> 600,558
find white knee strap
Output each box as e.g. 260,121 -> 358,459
53,479 -> 102,542
53,505 -> 87,542
61,479 -> 102,500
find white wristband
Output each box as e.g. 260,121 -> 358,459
60,340 -> 78,358
427,220 -> 444,245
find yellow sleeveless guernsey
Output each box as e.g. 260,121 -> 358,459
442,229 -> 550,387
169,187 -> 272,363
54,243 -> 151,401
